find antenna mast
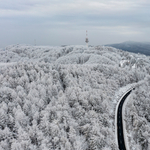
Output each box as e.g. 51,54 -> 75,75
85,30 -> 89,47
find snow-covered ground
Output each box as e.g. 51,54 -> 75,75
0,45 -> 150,150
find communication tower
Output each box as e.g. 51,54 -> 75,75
85,30 -> 89,47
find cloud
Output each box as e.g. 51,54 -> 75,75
0,0 -> 148,17
0,0 -> 150,47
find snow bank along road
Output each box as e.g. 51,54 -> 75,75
117,89 -> 133,150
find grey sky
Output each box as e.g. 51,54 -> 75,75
0,0 -> 150,48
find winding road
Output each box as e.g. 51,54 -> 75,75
117,90 -> 132,150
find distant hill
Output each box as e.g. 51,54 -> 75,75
106,41 -> 150,56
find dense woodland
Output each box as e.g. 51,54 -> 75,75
0,45 -> 150,149
126,77 -> 150,150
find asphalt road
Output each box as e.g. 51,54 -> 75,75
117,90 -> 132,150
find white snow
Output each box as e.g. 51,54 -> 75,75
0,62 -> 16,66
0,44 -> 150,150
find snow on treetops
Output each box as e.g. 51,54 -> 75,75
0,45 -> 149,150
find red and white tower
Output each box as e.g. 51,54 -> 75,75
85,30 -> 89,47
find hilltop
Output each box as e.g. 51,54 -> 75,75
0,45 -> 150,150
106,41 -> 150,56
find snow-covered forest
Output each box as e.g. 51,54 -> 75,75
0,45 -> 150,150
126,77 -> 150,150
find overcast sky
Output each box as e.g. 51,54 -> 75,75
0,0 -> 150,48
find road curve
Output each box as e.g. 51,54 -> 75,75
117,90 -> 132,150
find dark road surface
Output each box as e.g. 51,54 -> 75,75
117,90 -> 132,150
